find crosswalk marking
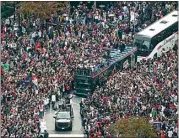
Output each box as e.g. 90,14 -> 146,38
49,134 -> 85,138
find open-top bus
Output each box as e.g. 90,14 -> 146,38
134,10 -> 178,61
74,47 -> 138,97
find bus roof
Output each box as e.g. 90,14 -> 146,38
136,10 -> 178,38
92,47 -> 137,78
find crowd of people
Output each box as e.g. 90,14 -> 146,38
81,49 -> 178,138
1,1 -> 178,137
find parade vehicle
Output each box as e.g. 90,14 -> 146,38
134,10 -> 178,61
74,46 -> 138,97
53,103 -> 73,131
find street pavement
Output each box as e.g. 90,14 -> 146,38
44,95 -> 85,137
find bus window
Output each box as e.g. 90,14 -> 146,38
77,84 -> 90,89
85,69 -> 91,76
166,22 -> 178,36
83,70 -> 87,76
76,69 -> 79,75
151,22 -> 178,49
77,68 -> 84,75
142,41 -> 150,49
81,70 -> 84,76
151,37 -> 158,49
171,22 -> 178,32
134,39 -> 151,52
77,78 -> 90,84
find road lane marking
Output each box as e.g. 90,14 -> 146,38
49,134 -> 85,137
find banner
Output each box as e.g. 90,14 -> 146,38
23,75 -> 31,87
3,63 -> 10,71
123,60 -> 129,69
32,75 -> 38,86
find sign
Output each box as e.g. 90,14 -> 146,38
157,34 -> 176,50
131,54 -> 135,67
123,60 -> 129,69
164,35 -> 175,45
153,122 -> 162,130
3,63 -> 10,71
23,75 -> 31,87
52,95 -> 56,102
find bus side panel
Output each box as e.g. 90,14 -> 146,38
150,32 -> 178,58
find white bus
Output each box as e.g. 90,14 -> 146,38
134,10 -> 178,61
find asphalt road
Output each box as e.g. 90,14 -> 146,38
44,95 -> 85,137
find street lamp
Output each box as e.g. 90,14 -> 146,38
128,3 -> 131,29
14,1 -> 16,21
133,12 -> 136,35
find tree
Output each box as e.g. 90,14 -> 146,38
107,117 -> 158,138
1,2 -> 15,20
17,2 -> 60,20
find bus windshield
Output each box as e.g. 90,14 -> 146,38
134,39 -> 150,51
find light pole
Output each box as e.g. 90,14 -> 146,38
128,3 -> 131,30
134,12 -> 136,35
14,2 -> 16,21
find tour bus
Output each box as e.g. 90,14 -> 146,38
134,10 -> 178,61
74,47 -> 138,97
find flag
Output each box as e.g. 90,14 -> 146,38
32,75 -> 38,86
1,33 -> 5,38
35,42 -> 41,50
23,75 -> 31,87
1,69 -> 5,75
22,54 -> 27,61
3,63 -> 10,71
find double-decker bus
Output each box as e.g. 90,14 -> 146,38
134,10 -> 178,61
74,47 -> 138,97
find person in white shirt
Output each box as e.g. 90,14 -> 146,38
167,129 -> 173,138
51,94 -> 56,109
44,98 -> 49,110
58,89 -> 61,100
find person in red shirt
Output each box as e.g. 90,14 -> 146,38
35,42 -> 41,50
65,85 -> 70,94
1,69 -> 5,75
161,130 -> 166,138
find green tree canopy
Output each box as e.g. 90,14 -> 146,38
1,2 -> 15,20
107,117 -> 158,138
17,2 -> 61,20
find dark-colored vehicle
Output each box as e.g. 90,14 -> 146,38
54,111 -> 72,131
54,96 -> 74,118
74,47 -> 138,97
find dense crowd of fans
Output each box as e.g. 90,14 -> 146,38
1,1 -> 178,137
81,48 -> 178,138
